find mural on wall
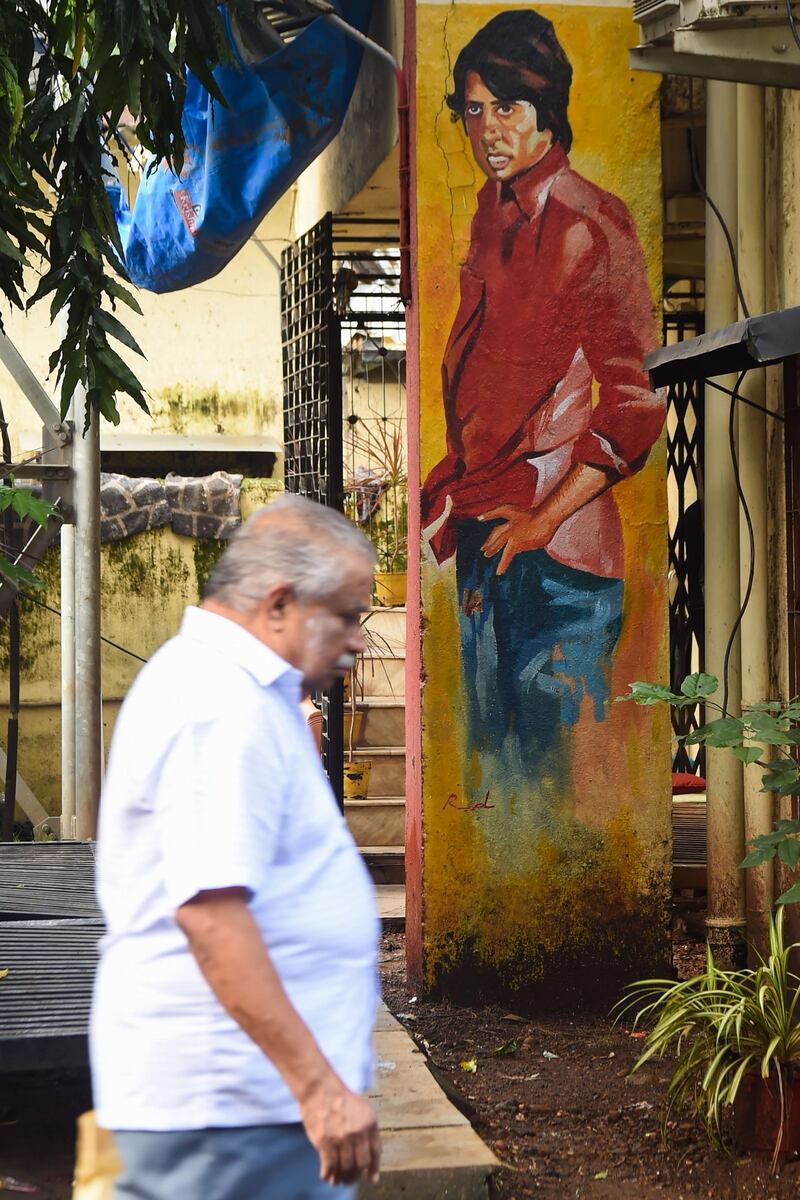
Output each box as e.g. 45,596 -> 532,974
416,2 -> 671,1003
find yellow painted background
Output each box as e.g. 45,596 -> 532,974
416,2 -> 672,1001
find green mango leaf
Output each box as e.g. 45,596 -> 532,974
620,681 -> 682,706
776,880 -> 800,906
686,718 -> 744,749
0,557 -> 44,590
777,838 -> 800,870
732,745 -> 762,765
679,672 -> 719,700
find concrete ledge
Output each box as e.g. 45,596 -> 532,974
369,1004 -> 497,1199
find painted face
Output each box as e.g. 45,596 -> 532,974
463,71 -> 553,182
284,554 -> 373,693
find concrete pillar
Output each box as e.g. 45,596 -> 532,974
74,399 -> 103,842
736,84 -> 772,960
775,89 -> 800,949
704,81 -> 746,962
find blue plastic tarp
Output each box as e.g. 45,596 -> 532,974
108,1 -> 373,293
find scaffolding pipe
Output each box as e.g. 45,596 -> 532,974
704,80 -> 747,962
73,397 -> 102,841
736,83 -> 772,960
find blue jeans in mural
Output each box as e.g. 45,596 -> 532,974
455,519 -> 624,769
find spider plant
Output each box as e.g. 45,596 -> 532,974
614,908 -> 800,1171
343,420 -> 408,575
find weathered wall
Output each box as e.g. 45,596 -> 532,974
293,1 -> 403,235
0,481 -> 281,818
411,0 -> 671,1007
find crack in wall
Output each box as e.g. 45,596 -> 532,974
431,1 -> 477,261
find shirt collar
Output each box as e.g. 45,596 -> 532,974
179,606 -> 303,693
498,143 -> 569,219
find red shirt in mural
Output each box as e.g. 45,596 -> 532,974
421,143 -> 664,579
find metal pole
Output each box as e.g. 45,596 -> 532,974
736,83 -> 772,961
60,520 -> 76,839
73,391 -> 102,841
704,80 -> 747,965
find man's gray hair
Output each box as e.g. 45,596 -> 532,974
204,493 -> 376,612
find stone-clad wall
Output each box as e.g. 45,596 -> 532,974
100,471 -> 242,544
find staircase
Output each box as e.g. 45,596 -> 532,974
348,606 -> 405,886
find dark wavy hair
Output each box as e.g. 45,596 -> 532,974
446,10 -> 573,154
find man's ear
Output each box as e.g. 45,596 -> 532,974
260,583 -> 295,627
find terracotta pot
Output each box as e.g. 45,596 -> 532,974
374,571 -> 407,607
343,760 -> 371,801
733,1066 -> 800,1157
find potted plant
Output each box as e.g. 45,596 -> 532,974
342,614 -> 397,799
615,908 -> 800,1169
343,421 -> 408,607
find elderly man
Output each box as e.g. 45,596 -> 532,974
90,495 -> 381,1199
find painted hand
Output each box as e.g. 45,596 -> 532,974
479,505 -> 560,575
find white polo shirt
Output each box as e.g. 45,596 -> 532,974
90,607 -> 380,1131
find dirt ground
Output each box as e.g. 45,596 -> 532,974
0,1070 -> 90,1197
380,932 -> 800,1199
3,929 -> 799,1198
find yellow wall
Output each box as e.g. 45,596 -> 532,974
415,1 -> 671,1007
0,481 -> 281,819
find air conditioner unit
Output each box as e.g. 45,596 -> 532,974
631,2 -> 800,86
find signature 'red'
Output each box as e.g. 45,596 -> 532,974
442,790 -> 495,812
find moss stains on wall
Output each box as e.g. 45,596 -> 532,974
0,484 -> 287,817
152,384 -> 278,435
193,540 -> 226,598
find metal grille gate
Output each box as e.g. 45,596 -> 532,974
665,308 -> 705,774
280,214 -> 344,803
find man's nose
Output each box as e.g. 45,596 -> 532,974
351,625 -> 368,655
481,111 -> 500,143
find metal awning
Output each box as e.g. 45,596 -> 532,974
0,918 -> 102,1071
645,305 -> 800,388
0,842 -> 101,921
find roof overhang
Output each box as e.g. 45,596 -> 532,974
645,306 -> 800,388
630,25 -> 800,88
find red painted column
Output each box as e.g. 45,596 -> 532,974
403,0 -> 423,992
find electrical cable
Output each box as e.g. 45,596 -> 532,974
705,376 -> 784,423
786,0 -> 800,52
687,79 -> 750,320
17,591 -> 148,664
720,371 -> 754,718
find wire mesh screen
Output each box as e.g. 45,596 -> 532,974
281,214 -> 344,802
665,307 -> 705,774
334,218 -> 406,587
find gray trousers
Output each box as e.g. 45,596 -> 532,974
113,1123 -> 358,1200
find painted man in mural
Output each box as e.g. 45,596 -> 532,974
421,9 -> 666,772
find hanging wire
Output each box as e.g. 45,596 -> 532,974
786,0 -> 800,51
18,591 -> 148,664
687,79 -> 750,319
721,371 -> 754,717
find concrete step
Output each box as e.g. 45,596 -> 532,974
365,1006 -> 496,1199
357,698 -> 405,748
346,796 -> 405,847
363,605 -> 406,656
360,846 -> 405,885
375,883 -> 405,932
357,652 -> 405,700
350,746 -> 404,796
